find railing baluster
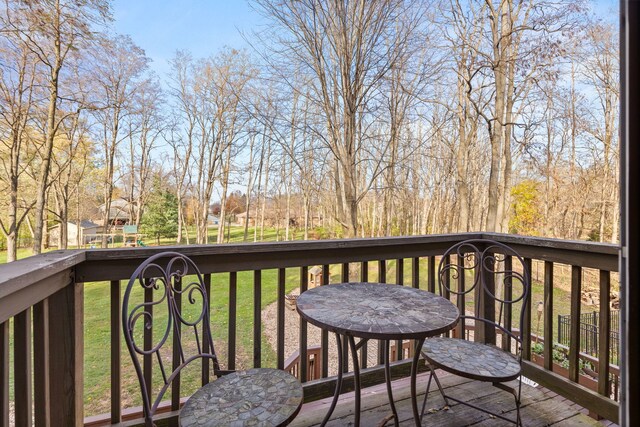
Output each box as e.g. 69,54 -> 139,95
361,261 -> 368,282
335,263 -> 349,370
477,252 -> 493,344
34,299 -> 50,427
299,266 -> 308,382
598,270 -> 611,396
277,268 -> 286,369
395,258 -> 403,361
15,308 -> 32,427
172,275 -> 182,411
443,254 -> 452,340
522,258 -> 533,360
341,262 -> 349,282
378,259 -> 386,284
569,265 -> 582,382
110,280 -> 121,424
143,279 -> 153,396
442,255 -> 450,301
428,255 -> 436,294
456,254 -> 466,340
411,258 -> 421,364
502,256 -> 512,350
543,262 -> 554,370
0,321 -> 7,427
360,261 -> 368,368
411,257 -> 419,289
378,260 -> 386,365
203,274 -> 211,383
228,272 -> 237,371
253,271 -> 262,368
321,265 -> 329,377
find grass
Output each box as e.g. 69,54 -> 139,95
0,226 -> 288,263
0,247 -> 40,263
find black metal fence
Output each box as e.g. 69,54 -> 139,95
558,309 -> 620,365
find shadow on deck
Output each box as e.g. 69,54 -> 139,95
292,371 -> 616,426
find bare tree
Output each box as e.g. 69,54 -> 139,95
4,0 -> 110,254
461,0 -> 584,232
90,35 -> 149,246
49,110 -> 92,249
581,21 -> 619,242
181,48 -> 252,244
253,0 -> 426,237
0,22 -> 38,261
168,50 -> 197,244
124,76 -> 164,227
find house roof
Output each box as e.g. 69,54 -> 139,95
98,198 -> 133,220
49,220 -> 100,231
79,220 -> 100,229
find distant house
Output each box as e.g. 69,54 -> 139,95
207,215 -> 220,226
235,211 -> 255,227
48,220 -> 101,247
97,198 -> 133,226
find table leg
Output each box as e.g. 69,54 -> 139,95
411,338 -> 426,427
384,340 -> 400,427
347,336 -> 361,426
321,333 -> 344,427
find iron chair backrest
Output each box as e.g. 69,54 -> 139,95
122,252 -> 220,424
438,239 -> 530,359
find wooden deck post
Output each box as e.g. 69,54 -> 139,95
48,281 -> 83,425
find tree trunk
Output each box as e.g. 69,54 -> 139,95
217,148 -> 232,244
485,1 -> 509,232
243,135 -> 256,242
33,74 -> 60,254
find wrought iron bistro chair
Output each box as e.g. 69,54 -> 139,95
420,240 -> 530,426
122,252 -> 304,427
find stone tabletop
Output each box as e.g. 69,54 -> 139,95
179,368 -> 303,427
296,282 -> 459,340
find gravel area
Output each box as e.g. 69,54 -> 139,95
261,288 -> 398,376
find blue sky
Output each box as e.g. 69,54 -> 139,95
111,1 -> 618,82
111,0 -> 263,77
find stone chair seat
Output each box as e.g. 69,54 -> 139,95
422,337 -> 521,383
180,368 -> 303,427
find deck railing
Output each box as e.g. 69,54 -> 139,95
0,232 -> 620,425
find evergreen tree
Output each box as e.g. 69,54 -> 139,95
141,186 -> 179,244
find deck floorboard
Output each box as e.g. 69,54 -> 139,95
291,371 -> 613,426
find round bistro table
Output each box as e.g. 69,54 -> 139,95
296,282 -> 459,427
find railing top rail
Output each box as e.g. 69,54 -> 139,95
0,232 -> 619,322
0,250 -> 84,294
483,233 -> 618,254
0,250 -> 85,323
483,233 -> 619,271
75,233 -> 479,282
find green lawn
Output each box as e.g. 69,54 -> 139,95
0,247 -> 41,263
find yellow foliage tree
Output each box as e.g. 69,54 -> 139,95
509,180 -> 543,236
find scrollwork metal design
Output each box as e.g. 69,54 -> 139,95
122,252 -> 219,424
438,239 -> 531,349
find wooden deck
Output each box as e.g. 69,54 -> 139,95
291,371 -> 615,426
